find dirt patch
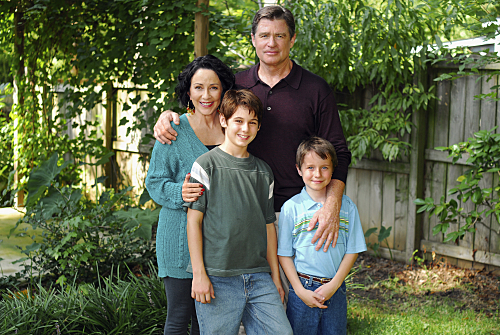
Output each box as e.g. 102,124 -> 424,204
349,253 -> 500,317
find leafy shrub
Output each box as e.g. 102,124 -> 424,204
415,128 -> 500,243
0,265 -> 167,335
9,153 -> 159,284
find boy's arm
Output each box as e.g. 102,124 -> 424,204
266,223 -> 284,303
187,208 -> 215,304
278,256 -> 327,309
314,253 -> 358,301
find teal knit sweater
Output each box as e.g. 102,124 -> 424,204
146,114 -> 209,278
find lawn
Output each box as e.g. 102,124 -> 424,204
346,254 -> 500,334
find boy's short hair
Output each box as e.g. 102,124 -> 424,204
219,89 -> 263,133
296,136 -> 338,169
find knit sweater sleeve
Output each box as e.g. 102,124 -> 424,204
145,139 -> 185,209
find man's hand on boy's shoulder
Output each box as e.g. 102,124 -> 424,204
308,208 -> 339,252
154,110 -> 180,144
308,179 -> 344,251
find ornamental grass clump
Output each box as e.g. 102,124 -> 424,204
0,265 -> 168,335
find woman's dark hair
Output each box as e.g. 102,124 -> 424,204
175,54 -> 235,109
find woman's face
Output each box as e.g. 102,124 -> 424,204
188,68 -> 223,116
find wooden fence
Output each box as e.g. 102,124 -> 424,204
55,62 -> 500,271
345,63 -> 500,270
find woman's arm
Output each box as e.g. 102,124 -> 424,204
187,208 -> 214,304
145,140 -> 185,209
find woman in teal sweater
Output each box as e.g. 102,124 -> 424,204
146,55 -> 234,335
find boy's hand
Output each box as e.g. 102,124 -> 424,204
153,110 -> 180,144
271,274 -> 285,303
314,283 -> 337,303
192,275 -> 215,304
296,287 -> 327,309
182,173 -> 204,202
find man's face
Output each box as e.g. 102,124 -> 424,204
251,18 -> 296,68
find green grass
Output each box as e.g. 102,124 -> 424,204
347,295 -> 500,335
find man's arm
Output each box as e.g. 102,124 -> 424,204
308,179 -> 345,251
266,223 -> 285,303
153,110 -> 181,144
314,253 -> 358,301
278,256 -> 327,309
187,208 -> 214,304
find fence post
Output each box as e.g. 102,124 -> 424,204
105,81 -> 117,189
194,0 -> 209,58
406,61 -> 429,262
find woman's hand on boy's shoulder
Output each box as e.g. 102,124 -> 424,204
182,173 -> 204,202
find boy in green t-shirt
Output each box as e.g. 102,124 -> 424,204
185,89 -> 292,335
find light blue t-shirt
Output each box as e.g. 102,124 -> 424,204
277,188 -> 367,279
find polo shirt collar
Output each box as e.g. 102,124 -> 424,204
298,187 -> 323,210
249,60 -> 302,90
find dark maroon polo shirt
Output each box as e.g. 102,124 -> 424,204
235,61 -> 351,211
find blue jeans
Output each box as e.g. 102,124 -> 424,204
195,272 -> 292,335
286,276 -> 347,335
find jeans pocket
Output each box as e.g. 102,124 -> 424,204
338,282 -> 347,295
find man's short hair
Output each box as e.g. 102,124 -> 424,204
219,89 -> 263,133
296,137 -> 338,170
251,5 -> 295,38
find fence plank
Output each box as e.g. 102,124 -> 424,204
461,75 -> 482,250
345,168 -> 358,205
474,74 -> 499,254
369,171 -> 383,244
382,172 -> 396,249
356,169 -> 372,242
395,173 -> 409,252
447,78 -> 466,246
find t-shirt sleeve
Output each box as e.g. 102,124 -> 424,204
316,90 -> 351,184
345,198 -> 367,254
265,173 -> 277,224
183,161 -> 209,214
277,203 -> 294,257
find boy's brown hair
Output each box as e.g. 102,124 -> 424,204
219,89 -> 263,133
296,136 -> 338,169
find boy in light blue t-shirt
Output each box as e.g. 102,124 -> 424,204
278,136 -> 367,335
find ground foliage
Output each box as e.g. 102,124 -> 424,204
351,253 -> 500,318
0,265 -> 168,335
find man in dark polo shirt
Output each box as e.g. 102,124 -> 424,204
153,6 -> 351,251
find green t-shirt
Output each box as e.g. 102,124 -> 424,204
185,147 -> 276,277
